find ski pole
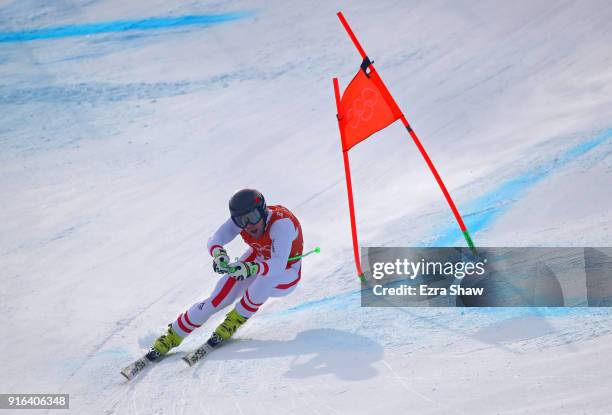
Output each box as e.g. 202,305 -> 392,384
288,246 -> 320,261
228,247 -> 321,273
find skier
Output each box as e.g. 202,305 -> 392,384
147,188 -> 303,360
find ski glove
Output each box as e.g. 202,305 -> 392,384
211,246 -> 230,274
227,261 -> 260,281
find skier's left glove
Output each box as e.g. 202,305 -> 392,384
211,246 -> 230,274
227,261 -> 260,281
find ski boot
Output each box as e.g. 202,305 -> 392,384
206,309 -> 248,348
146,324 -> 184,361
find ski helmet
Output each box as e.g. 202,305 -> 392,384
229,188 -> 267,228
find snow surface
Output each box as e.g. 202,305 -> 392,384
1,0 -> 611,413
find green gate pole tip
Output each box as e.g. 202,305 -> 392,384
463,230 -> 475,249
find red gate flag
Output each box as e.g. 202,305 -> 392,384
334,11 -> 476,280
338,65 -> 402,151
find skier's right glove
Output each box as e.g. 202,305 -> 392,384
211,245 -> 230,274
227,261 -> 260,281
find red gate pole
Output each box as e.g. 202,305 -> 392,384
398,115 -> 474,248
336,11 -> 475,249
333,77 -> 365,279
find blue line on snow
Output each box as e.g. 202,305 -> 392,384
431,128 -> 612,246
0,12 -> 253,43
284,128 -> 612,313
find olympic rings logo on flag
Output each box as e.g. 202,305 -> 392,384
346,87 -> 379,129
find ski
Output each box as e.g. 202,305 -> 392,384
121,334 -> 222,380
182,332 -> 224,367
182,341 -> 215,366
120,349 -> 161,381
120,356 -> 151,381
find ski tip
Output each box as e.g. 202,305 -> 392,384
120,371 -> 132,381
182,356 -> 194,367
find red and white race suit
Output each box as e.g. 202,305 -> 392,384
171,205 -> 303,337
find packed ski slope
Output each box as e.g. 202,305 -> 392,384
1,0 -> 612,413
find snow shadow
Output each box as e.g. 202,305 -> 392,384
211,328 -> 383,381
471,315 -> 556,345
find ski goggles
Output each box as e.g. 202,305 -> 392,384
231,209 -> 263,228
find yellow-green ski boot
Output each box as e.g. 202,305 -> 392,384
147,324 -> 184,361
207,309 -> 248,348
